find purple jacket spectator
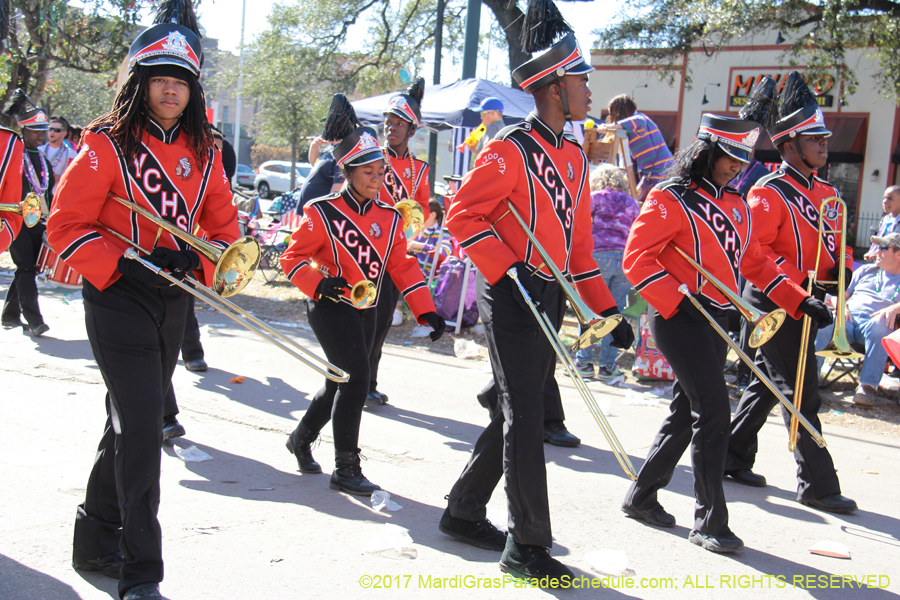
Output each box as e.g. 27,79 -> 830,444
590,188 -> 640,252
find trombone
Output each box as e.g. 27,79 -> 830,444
395,199 -> 425,240
97,198 -> 349,383
790,197 -> 860,451
491,201 -> 636,480
0,194 -> 43,228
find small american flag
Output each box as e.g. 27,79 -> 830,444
276,192 -> 302,230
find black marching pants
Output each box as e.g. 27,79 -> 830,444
448,272 -> 565,547
1,222 -> 45,328
726,285 -> 840,502
367,274 -> 399,393
624,305 -> 733,536
74,277 -> 188,599
180,295 -> 204,361
301,299 -> 376,452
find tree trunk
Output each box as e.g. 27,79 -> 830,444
482,0 -> 530,89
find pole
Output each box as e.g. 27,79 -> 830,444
461,0 -> 481,80
232,0 -> 247,181
428,0 -> 445,197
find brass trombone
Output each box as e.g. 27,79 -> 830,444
790,197 -> 860,451
491,202 -> 636,480
395,199 -> 425,240
108,193 -> 260,297
315,264 -> 377,309
674,247 -> 785,347
0,194 -> 43,228
96,201 -> 349,383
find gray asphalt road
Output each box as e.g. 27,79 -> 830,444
1,284 -> 897,599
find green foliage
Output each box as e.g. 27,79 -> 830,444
594,0 -> 900,102
43,67 -> 117,126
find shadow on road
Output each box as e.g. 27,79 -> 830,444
0,553 -> 92,600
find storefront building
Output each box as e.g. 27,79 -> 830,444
590,31 -> 900,249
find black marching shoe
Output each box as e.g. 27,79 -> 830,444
543,420 -> 580,448
365,390 -> 388,406
123,583 -> 161,599
330,449 -> 381,496
2,319 -> 25,330
724,469 -> 767,488
162,415 -> 186,441
499,536 -> 574,586
285,423 -> 322,473
622,502 -> 676,528
688,530 -> 744,553
72,551 -> 124,578
184,358 -> 208,372
31,323 -> 49,337
438,508 -> 507,551
800,493 -> 857,514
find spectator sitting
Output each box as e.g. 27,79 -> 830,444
407,199 -> 452,280
864,185 -> 900,261
605,94 -> 674,201
815,232 -> 900,406
573,164 -> 639,380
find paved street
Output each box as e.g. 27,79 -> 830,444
1,284 -> 898,599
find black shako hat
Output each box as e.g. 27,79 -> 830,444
5,89 -> 49,131
384,77 -> 425,128
769,71 -> 831,145
511,0 -> 592,120
697,114 -> 759,163
128,0 -> 204,77
325,94 -> 384,168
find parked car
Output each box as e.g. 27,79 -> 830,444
235,164 -> 255,189
254,160 -> 313,198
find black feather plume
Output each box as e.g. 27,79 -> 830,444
4,89 -> 35,117
739,76 -> 778,130
322,94 -> 360,141
779,71 -> 818,118
153,0 -> 202,37
406,77 -> 425,106
520,0 -> 572,54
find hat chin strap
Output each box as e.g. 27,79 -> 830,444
791,134 -> 816,172
556,69 -> 572,121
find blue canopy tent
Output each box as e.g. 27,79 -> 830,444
351,78 -> 534,177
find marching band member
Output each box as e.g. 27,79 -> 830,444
0,2 -> 23,257
281,94 -> 445,496
622,112 -> 831,553
725,73 -> 858,514
1,91 -> 53,336
47,2 -> 238,597
440,0 -> 632,582
365,77 -> 432,407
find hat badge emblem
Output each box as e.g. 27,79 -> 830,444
162,31 -> 189,55
359,132 -> 378,150
742,129 -> 759,147
815,108 -> 825,124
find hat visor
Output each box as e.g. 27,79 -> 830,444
344,149 -> 386,167
384,108 -> 415,124
23,123 -> 49,131
565,60 -> 594,76
719,144 -> 751,163
135,56 -> 199,77
870,235 -> 900,247
800,125 -> 832,138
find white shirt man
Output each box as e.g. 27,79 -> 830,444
38,117 -> 78,192
864,185 -> 900,260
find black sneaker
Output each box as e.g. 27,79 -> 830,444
439,508 -> 507,551
688,530 -> 744,553
499,536 -> 574,586
162,416 -> 186,441
72,551 -> 124,578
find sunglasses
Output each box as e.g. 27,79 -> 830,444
877,245 -> 897,251
49,127 -> 64,133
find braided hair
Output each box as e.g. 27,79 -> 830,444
86,66 -> 214,164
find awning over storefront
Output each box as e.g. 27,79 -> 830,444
755,115 -> 867,164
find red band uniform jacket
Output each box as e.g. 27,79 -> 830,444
280,190 -> 437,322
446,114 -> 616,314
0,128 -> 24,253
379,146 -> 431,220
47,121 -> 240,290
624,176 -> 808,319
747,163 -> 853,286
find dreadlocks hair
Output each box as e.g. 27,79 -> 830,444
321,93 -> 359,142
739,76 -> 778,131
664,139 -> 730,184
779,71 -> 818,119
520,0 -> 571,53
607,94 -> 637,124
86,66 -> 214,165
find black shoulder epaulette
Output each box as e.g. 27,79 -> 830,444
754,169 -> 784,188
305,192 -> 341,208
656,177 -> 687,192
495,121 -> 531,141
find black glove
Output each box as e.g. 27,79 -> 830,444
149,247 -> 201,280
823,266 -> 853,296
421,311 -> 446,341
676,295 -> 704,321
508,261 -> 542,313
117,254 -> 169,287
315,276 -> 349,302
600,306 -> 635,350
799,296 -> 834,329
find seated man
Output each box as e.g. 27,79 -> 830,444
816,232 -> 900,405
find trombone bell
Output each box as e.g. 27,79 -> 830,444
748,309 -> 786,348
395,199 -> 425,240
215,236 -> 261,297
0,194 -> 42,228
349,280 -> 377,309
573,314 -> 623,350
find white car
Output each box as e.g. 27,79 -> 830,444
254,160 -> 312,198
